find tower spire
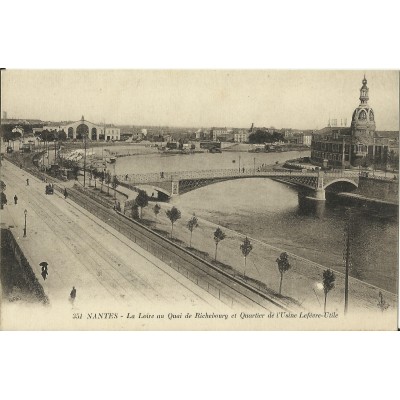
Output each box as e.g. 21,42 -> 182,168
359,75 -> 369,105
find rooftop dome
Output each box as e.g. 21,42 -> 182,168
352,107 -> 375,123
351,76 -> 376,144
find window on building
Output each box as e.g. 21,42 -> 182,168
359,110 -> 367,120
333,130 -> 339,139
355,144 -> 366,153
369,110 -> 374,121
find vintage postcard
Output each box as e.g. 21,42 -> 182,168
0,70 -> 398,330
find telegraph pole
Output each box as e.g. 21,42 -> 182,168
46,138 -> 49,167
344,212 -> 351,315
83,132 -> 87,187
42,139 -> 45,167
342,136 -> 345,171
54,134 -> 57,163
372,136 -> 376,177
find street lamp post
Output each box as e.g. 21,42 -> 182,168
23,209 -> 27,237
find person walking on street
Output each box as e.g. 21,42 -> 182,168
70,286 -> 77,302
26,178 -> 29,186
14,195 -> 18,205
40,264 -> 48,281
40,261 -> 48,281
64,188 -> 68,199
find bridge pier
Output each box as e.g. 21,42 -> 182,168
312,188 -> 326,201
310,174 -> 326,201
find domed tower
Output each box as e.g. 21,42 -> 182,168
350,76 -> 376,163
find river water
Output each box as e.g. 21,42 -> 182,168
115,150 -> 398,294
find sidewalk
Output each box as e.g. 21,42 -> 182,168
1,187 -> 115,309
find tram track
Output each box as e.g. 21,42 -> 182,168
64,184 -> 293,312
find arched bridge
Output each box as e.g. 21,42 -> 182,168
118,169 -> 360,201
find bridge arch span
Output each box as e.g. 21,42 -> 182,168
323,178 -> 358,190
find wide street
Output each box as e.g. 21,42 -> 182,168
1,159 -> 236,328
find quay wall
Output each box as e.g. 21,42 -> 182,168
355,176 -> 399,204
0,228 -> 49,304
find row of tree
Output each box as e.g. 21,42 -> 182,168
39,130 -> 67,142
91,169 -> 119,197
248,129 -> 285,144
134,195 -> 337,309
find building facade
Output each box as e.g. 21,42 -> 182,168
42,116 -> 121,141
234,130 -> 249,143
211,127 -> 227,141
311,76 -> 397,168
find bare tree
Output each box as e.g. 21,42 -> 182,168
135,190 -> 148,219
322,269 -> 336,313
111,176 -> 119,199
166,206 -> 181,239
153,203 -> 161,219
187,214 -> 199,247
213,227 -> 226,262
240,236 -> 253,276
131,204 -> 140,220
105,172 -> 111,196
276,252 -> 291,295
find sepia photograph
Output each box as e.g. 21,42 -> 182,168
0,69 -> 398,330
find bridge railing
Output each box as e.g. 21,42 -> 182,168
320,170 -> 360,178
119,169 -> 320,184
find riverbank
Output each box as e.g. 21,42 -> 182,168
223,143 -> 310,152
133,200 -> 397,316
336,192 -> 399,213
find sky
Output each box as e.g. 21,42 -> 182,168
1,70 -> 399,130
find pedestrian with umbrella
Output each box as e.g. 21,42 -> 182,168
40,261 -> 48,281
